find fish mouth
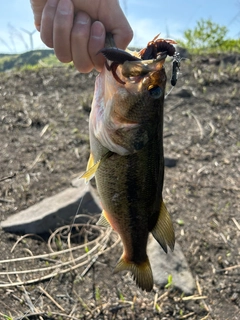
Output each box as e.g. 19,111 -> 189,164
123,55 -> 167,97
100,47 -> 167,93
121,55 -> 167,98
121,53 -> 167,78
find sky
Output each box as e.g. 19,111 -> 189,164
0,0 -> 240,54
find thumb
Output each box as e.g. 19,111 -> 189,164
30,0 -> 48,31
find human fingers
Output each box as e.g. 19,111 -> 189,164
71,11 -> 93,73
88,21 -> 106,72
53,0 -> 74,62
41,0 -> 59,48
71,0 -> 133,50
99,1 -> 133,50
30,0 -> 47,31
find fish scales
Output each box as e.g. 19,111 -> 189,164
81,35 -> 175,291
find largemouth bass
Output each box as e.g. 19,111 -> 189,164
82,35 -> 175,292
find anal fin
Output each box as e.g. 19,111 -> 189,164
151,201 -> 175,253
96,210 -> 111,228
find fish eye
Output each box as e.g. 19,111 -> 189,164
148,86 -> 162,99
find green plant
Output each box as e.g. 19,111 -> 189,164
95,286 -> 101,301
0,50 -> 65,72
220,39 -> 240,52
165,274 -> 173,289
40,53 -> 63,66
154,302 -> 161,313
118,290 -> 125,301
54,235 -> 63,251
176,218 -> 184,226
0,313 -> 13,320
0,55 -> 18,71
177,19 -> 240,53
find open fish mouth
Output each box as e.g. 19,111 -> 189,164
100,47 -> 167,92
99,32 -> 178,89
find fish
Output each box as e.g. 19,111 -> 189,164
81,34 -> 175,292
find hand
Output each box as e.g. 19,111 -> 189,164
30,0 -> 133,72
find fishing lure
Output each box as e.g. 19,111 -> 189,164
139,34 -> 177,60
171,53 -> 181,86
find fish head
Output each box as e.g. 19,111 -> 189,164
101,49 -> 167,96
122,56 -> 167,97
90,50 -> 167,156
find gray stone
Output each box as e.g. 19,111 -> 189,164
164,157 -> 178,168
148,236 -> 195,295
1,177 -> 101,234
173,87 -> 196,98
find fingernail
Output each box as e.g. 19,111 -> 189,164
58,0 -> 72,14
91,22 -> 104,39
76,12 -> 90,25
47,0 -> 59,7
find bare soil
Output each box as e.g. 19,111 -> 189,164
0,54 -> 239,319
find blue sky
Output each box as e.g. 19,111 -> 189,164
0,0 -> 239,53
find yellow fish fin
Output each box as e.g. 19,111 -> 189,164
86,153 -> 95,171
114,256 -> 153,292
80,151 -> 113,183
80,159 -> 101,183
151,201 -> 175,253
96,210 -> 111,228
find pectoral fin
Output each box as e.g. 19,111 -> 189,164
86,152 -> 95,171
80,155 -> 101,183
80,151 -> 113,183
151,201 -> 175,253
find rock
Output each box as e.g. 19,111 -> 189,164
222,54 -> 240,65
201,54 -> 240,66
1,177 -> 101,234
173,87 -> 195,98
148,237 -> 195,295
201,57 -> 221,66
164,157 -> 178,168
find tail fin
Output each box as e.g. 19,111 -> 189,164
114,256 -> 153,292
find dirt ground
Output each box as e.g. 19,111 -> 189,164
0,53 -> 239,320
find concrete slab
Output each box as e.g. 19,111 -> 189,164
1,178 -> 101,234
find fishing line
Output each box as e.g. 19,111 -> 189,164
70,182 -> 88,232
165,85 -> 175,99
17,182 -> 88,320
